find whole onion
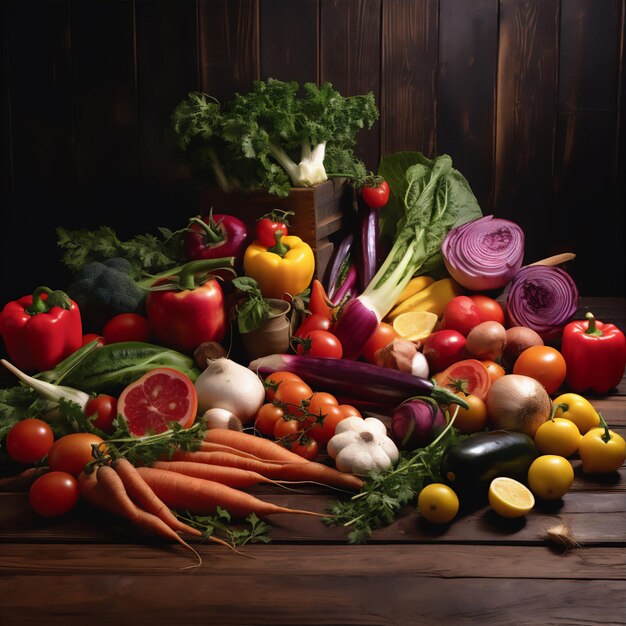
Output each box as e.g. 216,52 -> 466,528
442,215 -> 524,291
505,266 -> 578,340
486,374 -> 551,437
390,397 -> 446,450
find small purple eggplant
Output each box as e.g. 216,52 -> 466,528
390,396 -> 447,450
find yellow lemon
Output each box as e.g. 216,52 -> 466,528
392,311 -> 438,342
488,477 -> 535,518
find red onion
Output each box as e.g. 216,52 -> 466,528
504,266 -> 578,340
442,216 -> 524,291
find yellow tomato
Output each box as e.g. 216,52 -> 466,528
452,393 -> 488,434
551,393 -> 600,434
527,455 -> 574,500
578,424 -> 626,474
533,418 -> 581,458
417,483 -> 459,524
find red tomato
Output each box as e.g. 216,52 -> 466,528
481,360 -> 506,384
360,180 -> 390,209
82,333 -> 106,347
294,314 -> 332,338
254,403 -> 285,436
301,393 -> 339,428
47,433 -> 105,477
6,418 -> 54,465
274,381 -> 314,419
256,216 -> 289,247
103,313 -> 150,343
309,404 -> 347,445
470,294 -> 505,325
360,322 -> 399,364
513,345 -> 567,395
264,371 -> 304,402
422,330 -> 467,374
441,296 -> 483,336
337,404 -> 362,419
434,359 -> 491,401
290,437 -> 319,461
273,417 -> 302,445
29,471 -> 79,517
296,330 -> 343,359
84,395 -> 118,435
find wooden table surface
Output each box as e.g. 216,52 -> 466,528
1,297 -> 625,626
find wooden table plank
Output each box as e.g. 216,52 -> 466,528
1,545 -> 624,626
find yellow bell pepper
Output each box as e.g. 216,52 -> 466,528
243,232 -> 315,299
386,277 -> 465,321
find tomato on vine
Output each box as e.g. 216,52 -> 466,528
360,178 -> 390,209
290,436 -> 320,461
256,210 -> 293,247
255,403 -> 285,436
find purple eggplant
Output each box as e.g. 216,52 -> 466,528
325,232 -> 355,302
357,196 -> 380,291
390,397 -> 447,450
332,263 -> 359,305
248,354 -> 468,415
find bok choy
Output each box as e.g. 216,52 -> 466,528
332,152 -> 482,358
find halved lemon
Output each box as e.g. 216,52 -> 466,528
488,477 -> 535,518
392,311 -> 438,342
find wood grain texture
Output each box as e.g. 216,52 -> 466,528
320,0 -> 381,171
198,0 -> 259,102
135,0 -> 198,187
381,0 -> 438,158
494,0 -> 559,267
0,545 -> 624,625
260,0 -> 319,83
437,0 -> 498,213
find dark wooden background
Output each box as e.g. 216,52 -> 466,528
1,0 -> 624,307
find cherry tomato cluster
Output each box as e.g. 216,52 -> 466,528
5,396 -> 116,517
292,291 -> 344,359
254,370 -> 362,460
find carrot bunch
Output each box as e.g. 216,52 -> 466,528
77,430 -> 362,560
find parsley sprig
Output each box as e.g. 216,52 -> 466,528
324,419 -> 466,544
178,508 -> 272,548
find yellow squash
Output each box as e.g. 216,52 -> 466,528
386,277 -> 465,321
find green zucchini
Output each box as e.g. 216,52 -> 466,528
63,341 -> 200,395
441,430 -> 538,495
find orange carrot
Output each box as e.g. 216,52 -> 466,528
203,429 -> 308,464
136,466 -> 325,518
151,460 -> 289,488
171,449 -> 364,491
113,458 -> 202,537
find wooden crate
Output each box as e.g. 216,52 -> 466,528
199,180 -> 354,280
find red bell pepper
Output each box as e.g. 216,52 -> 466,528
145,258 -> 235,354
184,212 -> 249,266
0,286 -> 83,372
561,312 -> 626,394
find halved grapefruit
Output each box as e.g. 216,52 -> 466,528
118,367 -> 198,436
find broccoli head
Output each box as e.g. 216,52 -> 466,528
66,257 -> 147,332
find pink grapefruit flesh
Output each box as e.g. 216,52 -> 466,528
118,367 -> 198,436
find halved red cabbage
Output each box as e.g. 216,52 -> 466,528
504,266 -> 579,340
442,215 -> 524,291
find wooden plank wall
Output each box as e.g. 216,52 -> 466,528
0,0 -> 624,304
